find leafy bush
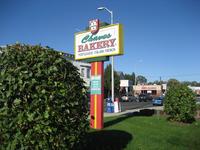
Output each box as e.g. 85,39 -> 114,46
164,84 -> 196,123
0,44 -> 89,149
197,104 -> 200,110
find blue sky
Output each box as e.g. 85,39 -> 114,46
1,0 -> 200,82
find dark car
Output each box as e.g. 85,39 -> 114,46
138,93 -> 153,102
152,96 -> 164,106
121,94 -> 136,102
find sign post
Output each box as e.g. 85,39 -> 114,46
90,61 -> 104,129
74,19 -> 123,129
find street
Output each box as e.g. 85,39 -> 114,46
120,101 -> 153,111
120,97 -> 200,111
104,100 -> 154,112
104,97 -> 200,112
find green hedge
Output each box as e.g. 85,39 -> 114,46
197,104 -> 200,110
0,44 -> 89,149
164,84 -> 196,123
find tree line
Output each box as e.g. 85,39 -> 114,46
104,64 -> 147,98
104,64 -> 200,98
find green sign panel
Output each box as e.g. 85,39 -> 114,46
91,75 -> 101,94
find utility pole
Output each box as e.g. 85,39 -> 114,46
160,76 -> 162,85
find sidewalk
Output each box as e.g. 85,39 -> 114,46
104,106 -> 164,117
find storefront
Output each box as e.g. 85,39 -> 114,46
188,86 -> 200,95
133,85 -> 162,97
120,80 -> 133,95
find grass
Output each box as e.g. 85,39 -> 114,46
79,114 -> 200,150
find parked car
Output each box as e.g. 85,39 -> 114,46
121,94 -> 135,102
152,96 -> 164,106
138,93 -> 153,102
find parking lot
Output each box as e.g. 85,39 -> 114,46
120,101 -> 153,111
104,97 -> 200,112
120,97 -> 200,111
104,100 -> 153,112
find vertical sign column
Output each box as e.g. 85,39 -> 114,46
90,61 -> 104,129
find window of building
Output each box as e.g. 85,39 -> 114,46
86,68 -> 90,78
152,90 -> 157,95
81,68 -> 85,77
141,90 -> 147,94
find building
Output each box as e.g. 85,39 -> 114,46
120,80 -> 133,95
133,84 -> 162,97
188,86 -> 200,95
63,53 -> 91,88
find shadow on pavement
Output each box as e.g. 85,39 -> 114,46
132,109 -> 155,116
104,109 -> 155,128
76,130 -> 132,150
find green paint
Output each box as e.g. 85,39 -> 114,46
81,34 -> 111,43
91,75 -> 101,95
84,56 -> 109,63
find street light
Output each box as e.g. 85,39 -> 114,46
97,7 -> 114,102
97,7 -> 113,24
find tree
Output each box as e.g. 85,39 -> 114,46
149,80 -> 166,85
164,84 -> 196,123
117,71 -> 125,79
182,81 -> 191,86
0,44 -> 89,149
167,78 -> 180,89
104,64 -> 111,98
104,64 -> 120,99
181,81 -> 200,87
124,72 -> 135,85
136,75 -> 147,84
191,81 -> 200,86
114,71 -> 120,97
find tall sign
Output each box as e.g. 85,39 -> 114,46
74,19 -> 124,129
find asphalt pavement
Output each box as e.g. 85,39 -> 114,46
104,101 -> 153,112
120,101 -> 153,111
104,105 -> 163,117
104,97 -> 200,117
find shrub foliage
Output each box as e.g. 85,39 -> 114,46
164,84 -> 196,123
0,44 -> 89,149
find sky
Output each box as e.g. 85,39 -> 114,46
1,0 -> 200,82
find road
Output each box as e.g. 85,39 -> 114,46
120,101 -> 153,111
104,101 -> 154,112
104,97 -> 200,112
120,97 -> 200,111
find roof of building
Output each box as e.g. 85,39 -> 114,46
188,86 -> 200,90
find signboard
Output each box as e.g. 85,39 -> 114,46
141,86 -> 157,90
89,19 -> 99,34
120,80 -> 133,87
91,75 -> 101,94
74,24 -> 124,60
